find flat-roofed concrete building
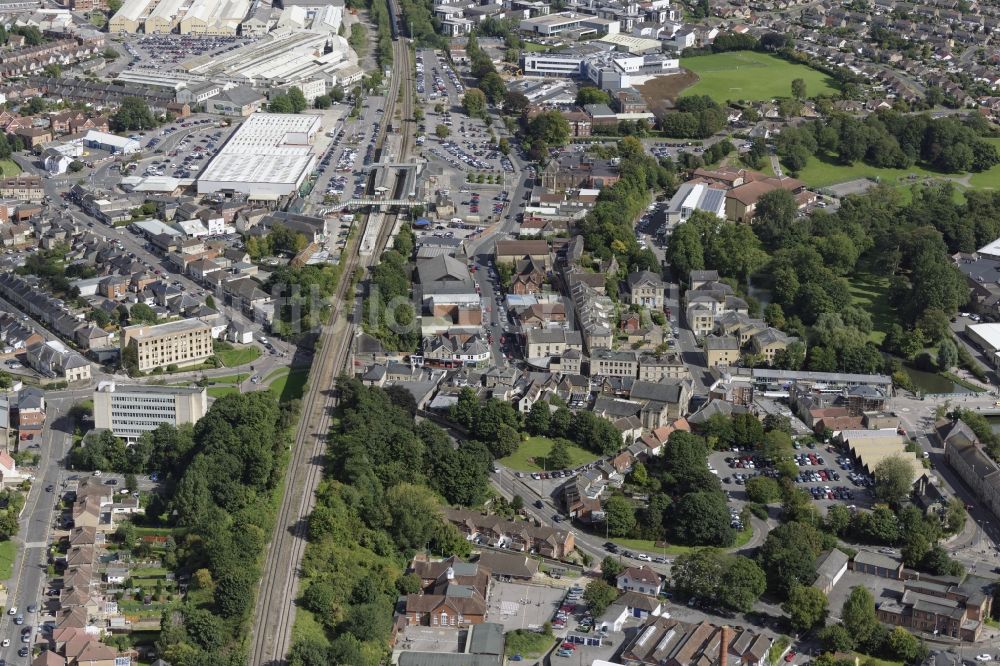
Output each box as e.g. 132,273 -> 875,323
93,381 -> 208,440
121,318 -> 213,372
197,113 -> 320,199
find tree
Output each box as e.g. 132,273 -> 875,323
269,94 -> 293,113
546,439 -> 572,471
873,455 -> 915,505
600,555 -> 626,583
669,547 -> 721,595
718,556 -> 766,612
112,97 -> 156,131
525,401 -> 550,435
435,124 -> 450,138
791,78 -> 807,99
754,189 -> 799,251
820,624 -> 855,653
936,338 -> 958,371
604,494 -> 637,538
582,579 -> 618,615
463,89 -> 487,117
758,522 -> 823,598
841,586 -> 878,648
576,86 -> 611,107
745,476 -> 781,504
886,626 -> 925,663
287,87 -> 307,113
128,302 -> 158,325
670,492 -> 734,547
313,94 -> 332,109
783,584 -> 829,632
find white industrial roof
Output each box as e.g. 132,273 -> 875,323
977,237 -> 1000,259
84,130 -> 140,150
969,323 -> 1000,352
599,33 -> 662,52
199,112 -> 320,186
132,219 -> 183,236
112,0 -> 154,21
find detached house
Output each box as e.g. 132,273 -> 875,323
617,566 -> 663,595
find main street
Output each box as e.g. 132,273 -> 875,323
0,393 -> 75,657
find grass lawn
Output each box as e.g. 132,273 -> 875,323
0,540 -> 15,580
847,273 -> 893,344
268,367 -> 310,403
849,656 -> 901,666
613,524 -> 752,555
131,567 -> 168,577
523,42 -> 549,52
499,436 -> 599,472
680,51 -> 837,103
207,386 -> 239,399
0,160 -> 21,177
505,629 -> 556,659
796,151 -> 945,189
215,346 -> 261,368
133,526 -> 183,537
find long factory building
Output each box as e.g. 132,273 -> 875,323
109,0 -> 251,34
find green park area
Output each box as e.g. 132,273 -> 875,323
848,274 -> 893,344
498,435 -> 598,472
0,540 -> 14,579
795,137 -> 1000,194
681,51 -> 837,103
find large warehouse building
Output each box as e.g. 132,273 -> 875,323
197,112 -> 321,199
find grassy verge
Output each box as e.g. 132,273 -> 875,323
499,436 -> 599,472
268,368 -> 310,402
215,346 -> 261,368
0,160 -> 21,177
206,374 -> 249,385
505,629 -> 556,659
291,604 -> 330,649
613,524 -> 752,555
940,372 -> 988,393
847,273 -> 893,344
0,540 -> 15,579
207,386 -> 239,399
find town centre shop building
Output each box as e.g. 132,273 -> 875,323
196,112 -> 320,199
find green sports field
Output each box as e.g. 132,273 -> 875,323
680,51 -> 838,103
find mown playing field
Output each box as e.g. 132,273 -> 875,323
680,51 -> 838,103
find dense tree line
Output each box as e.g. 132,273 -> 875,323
453,393 -> 624,459
660,95 -> 727,139
266,264 -> 341,340
466,33 -> 506,108
362,234 -> 418,351
577,137 -> 676,270
149,392 -> 288,665
777,111 -> 999,175
290,380 -> 486,665
398,0 -> 447,47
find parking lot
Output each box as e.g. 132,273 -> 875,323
121,34 -> 256,69
488,581 -> 566,633
417,49 -> 464,107
137,119 -> 233,180
708,440 -> 876,513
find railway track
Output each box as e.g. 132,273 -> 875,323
247,18 -> 415,666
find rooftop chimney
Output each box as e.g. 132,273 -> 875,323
719,625 -> 731,666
